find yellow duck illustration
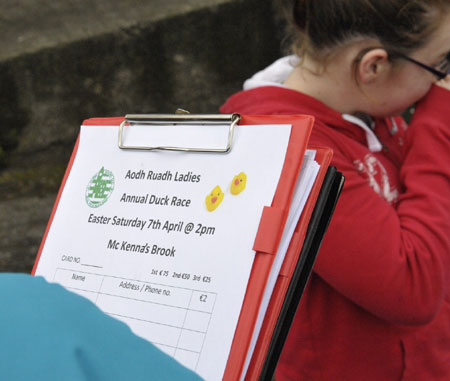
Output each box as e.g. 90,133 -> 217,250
230,172 -> 247,195
205,185 -> 224,211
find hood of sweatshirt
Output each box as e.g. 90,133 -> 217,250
221,56 -> 384,152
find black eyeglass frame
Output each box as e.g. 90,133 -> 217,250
391,52 -> 450,80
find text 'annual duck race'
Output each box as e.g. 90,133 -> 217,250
120,193 -> 191,207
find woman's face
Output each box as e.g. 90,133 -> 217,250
367,12 -> 450,117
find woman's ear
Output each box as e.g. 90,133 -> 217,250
356,48 -> 390,84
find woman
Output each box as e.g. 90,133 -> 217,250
221,1 -> 450,379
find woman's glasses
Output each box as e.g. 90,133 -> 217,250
393,52 -> 450,80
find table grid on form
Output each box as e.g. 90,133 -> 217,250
53,268 -> 217,370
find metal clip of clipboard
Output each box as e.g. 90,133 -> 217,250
118,113 -> 241,153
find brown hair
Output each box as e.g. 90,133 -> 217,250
279,0 -> 450,63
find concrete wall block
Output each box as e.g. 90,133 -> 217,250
1,0 -> 281,159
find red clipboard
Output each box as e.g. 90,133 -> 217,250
32,113 -> 335,380
238,147 -> 334,380
222,135 -> 334,379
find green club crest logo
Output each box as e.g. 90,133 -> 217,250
85,167 -> 115,208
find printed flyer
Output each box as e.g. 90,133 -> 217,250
35,122 -> 292,380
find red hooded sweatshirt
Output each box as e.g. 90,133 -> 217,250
221,58 -> 450,380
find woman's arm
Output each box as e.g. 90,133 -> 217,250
310,85 -> 450,325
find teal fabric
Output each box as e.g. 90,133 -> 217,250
0,273 -> 202,380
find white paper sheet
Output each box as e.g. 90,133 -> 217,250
35,122 -> 292,381
240,150 -> 320,380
